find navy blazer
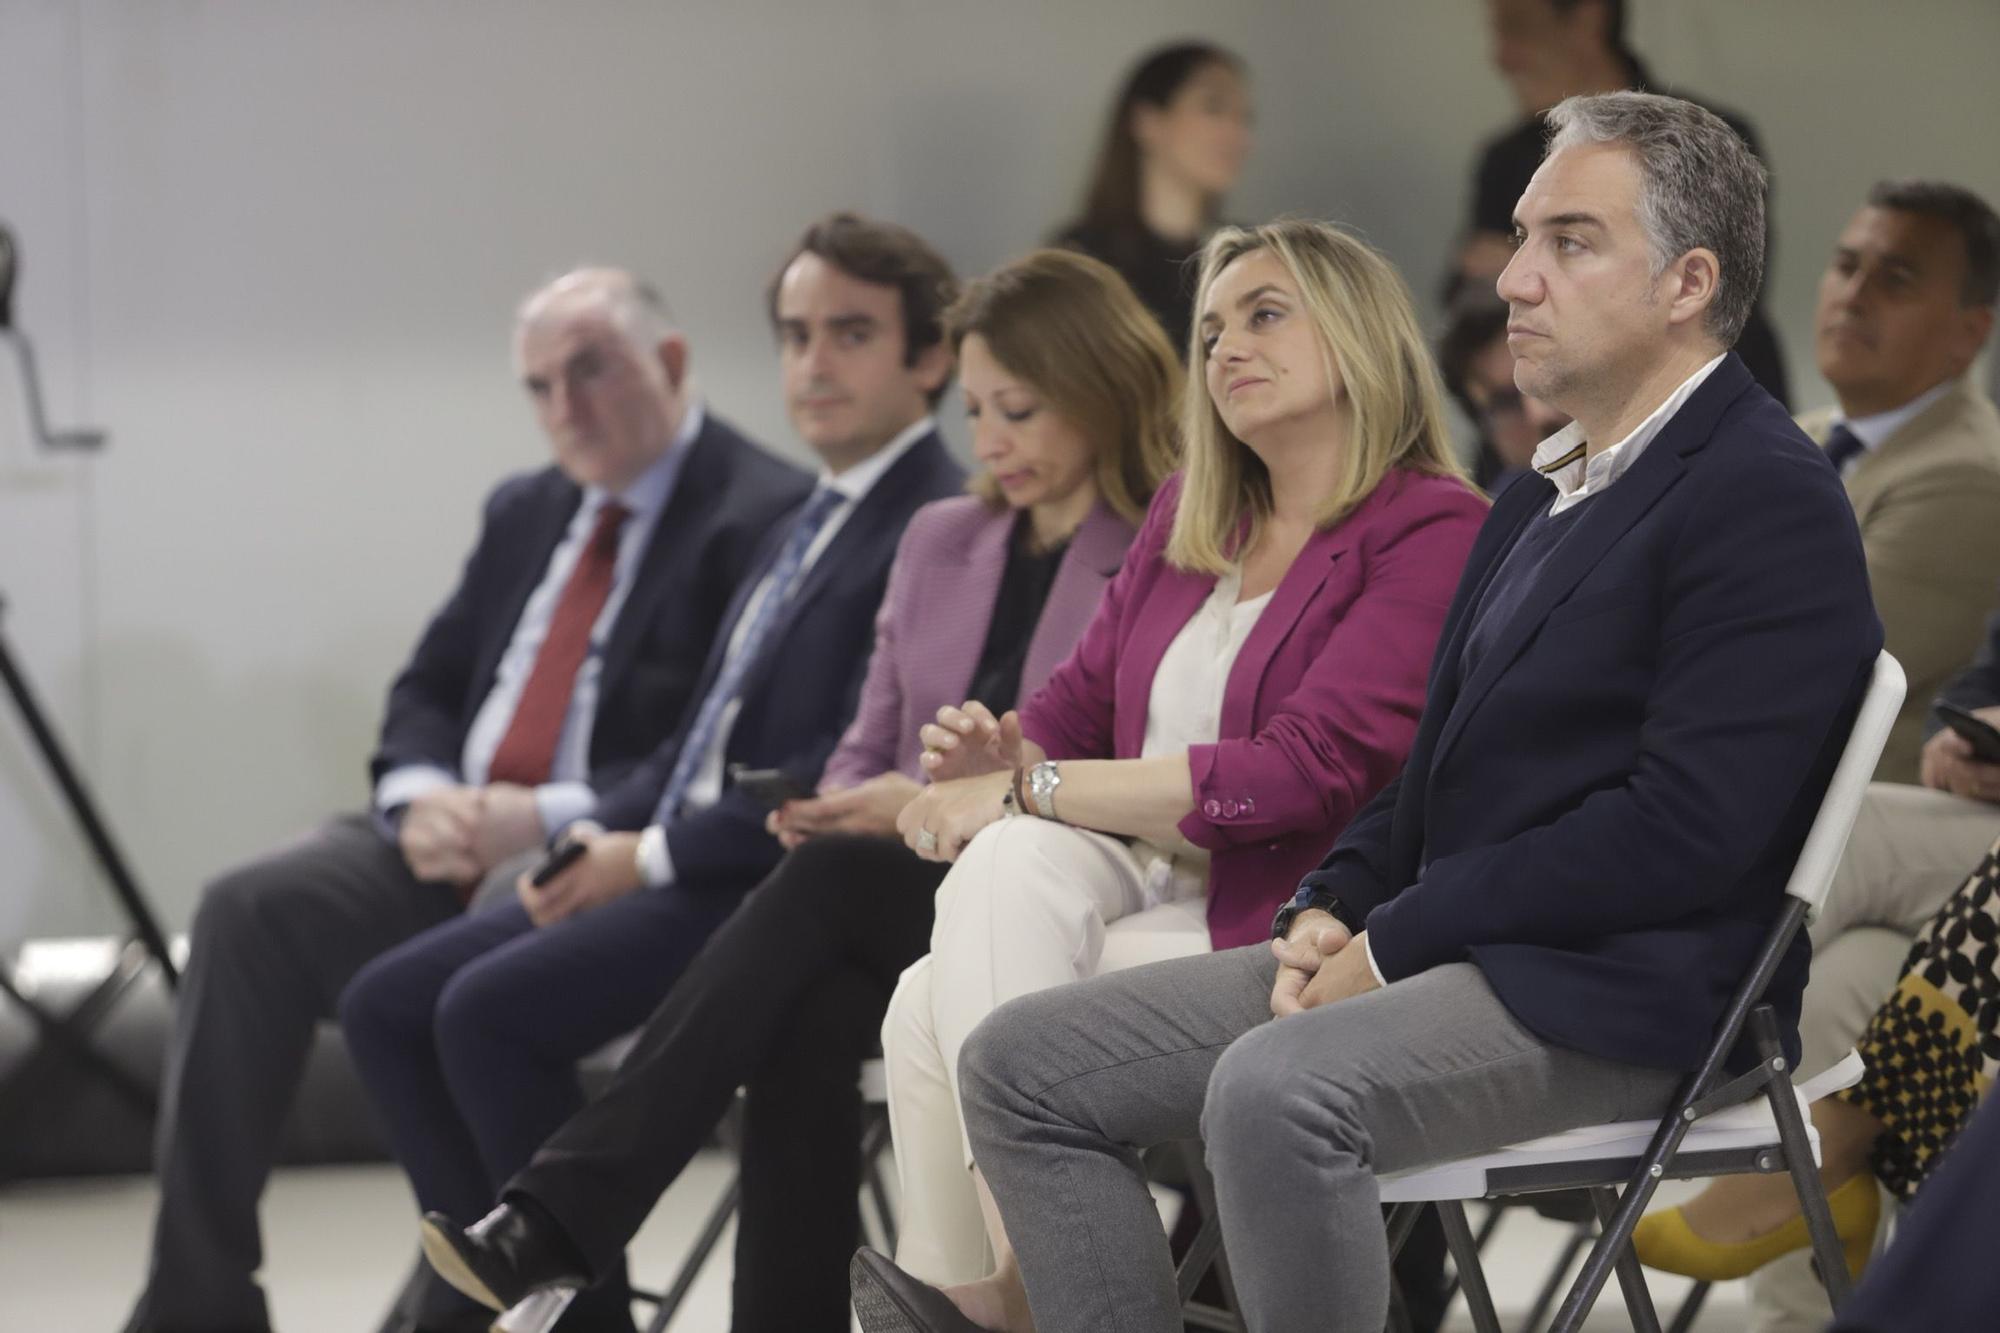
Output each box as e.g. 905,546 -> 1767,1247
370,412 -> 812,799
1304,355 -> 1883,1072
592,430 -> 967,888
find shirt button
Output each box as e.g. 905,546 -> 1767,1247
1203,799 -> 1222,818
1221,799 -> 1240,818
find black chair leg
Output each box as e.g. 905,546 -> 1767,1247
1522,1220 -> 1595,1333
860,1111 -> 898,1253
1751,1008 -> 1855,1311
643,1174 -> 740,1333
1665,1279 -> 1711,1333
1436,1200 -> 1505,1333
1589,1187 -> 1664,1333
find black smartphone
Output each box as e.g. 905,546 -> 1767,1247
528,835 -> 588,887
1935,699 -> 2000,763
729,764 -> 812,808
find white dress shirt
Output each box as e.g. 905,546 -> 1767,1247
1531,354 -> 1725,515
635,416 -> 936,887
374,401 -> 705,834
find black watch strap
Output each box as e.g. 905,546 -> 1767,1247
1272,889 -> 1360,940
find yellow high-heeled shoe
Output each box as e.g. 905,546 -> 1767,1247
1630,1171 -> 1880,1283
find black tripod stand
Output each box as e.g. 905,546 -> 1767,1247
0,222 -> 175,1168
0,598 -> 179,1153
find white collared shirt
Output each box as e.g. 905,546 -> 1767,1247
1531,355 -> 1726,515
1828,379 -> 1956,474
374,401 -> 706,834
635,416 -> 937,886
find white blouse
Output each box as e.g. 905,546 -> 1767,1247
1133,567 -> 1274,906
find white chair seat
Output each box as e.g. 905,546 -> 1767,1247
1378,1051 -> 1864,1204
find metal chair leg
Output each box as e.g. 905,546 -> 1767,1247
1521,1219 -> 1596,1333
643,1174 -> 740,1333
1439,1200 -> 1506,1308
1751,1008 -> 1855,1311
1436,1199 -> 1505,1333
1589,1187 -> 1664,1333
1665,1279 -> 1711,1333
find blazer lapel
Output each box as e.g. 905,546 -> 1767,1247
596,422 -> 721,696
471,476 -> 581,702
1023,502 -> 1133,690
1430,356 -> 1752,772
933,504 -> 1014,707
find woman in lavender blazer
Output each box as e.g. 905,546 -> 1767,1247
865,220 -> 1489,1317
413,250 -> 1179,1333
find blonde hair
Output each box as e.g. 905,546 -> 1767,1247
1166,219 -> 1471,573
947,249 -> 1180,525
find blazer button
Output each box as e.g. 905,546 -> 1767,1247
1203,799 -> 1222,818
1242,797 -> 1256,816
1221,798 -> 1240,818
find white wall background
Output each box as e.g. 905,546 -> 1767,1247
3,0 -> 1997,936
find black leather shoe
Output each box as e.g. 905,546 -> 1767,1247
849,1247 -> 985,1333
419,1203 -> 589,1313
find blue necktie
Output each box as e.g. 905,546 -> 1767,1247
652,486 -> 846,823
1824,424 -> 1866,475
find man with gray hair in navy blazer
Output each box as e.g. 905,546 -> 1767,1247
125,269 -> 809,1333
848,92 -> 1884,1333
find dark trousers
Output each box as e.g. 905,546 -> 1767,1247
338,875 -> 744,1333
509,834 -> 944,1333
125,814 -> 465,1333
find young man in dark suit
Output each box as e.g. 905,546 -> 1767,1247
337,214 -> 966,1333
122,269 -> 808,1333
846,93 -> 1882,1333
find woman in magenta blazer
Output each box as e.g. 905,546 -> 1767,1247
872,219 -> 1489,1309
411,250 -> 1180,1333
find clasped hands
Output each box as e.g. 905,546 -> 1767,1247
1269,910 -> 1380,1018
897,700 -> 1025,863
396,782 -> 545,886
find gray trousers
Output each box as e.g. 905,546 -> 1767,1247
125,813 -> 467,1333
960,944 -> 1681,1333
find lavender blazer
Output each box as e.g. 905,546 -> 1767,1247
1019,469 -> 1487,949
820,494 -> 1138,789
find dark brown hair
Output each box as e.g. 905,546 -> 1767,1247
766,212 -> 961,404
1868,179 -> 2000,308
948,250 -> 1179,525
1078,43 -> 1241,245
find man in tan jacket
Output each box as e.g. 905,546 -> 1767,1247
1798,179 -> 2000,783
1747,179 -> 2000,1333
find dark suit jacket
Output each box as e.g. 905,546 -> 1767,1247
592,430 -> 967,888
1302,355 -> 1882,1072
370,412 -> 812,799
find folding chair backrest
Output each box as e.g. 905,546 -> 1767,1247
1783,651 -> 1904,918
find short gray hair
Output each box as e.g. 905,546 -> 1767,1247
1545,91 -> 1767,348
517,267 -> 678,355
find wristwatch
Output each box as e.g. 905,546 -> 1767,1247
1025,760 -> 1063,820
1271,888 -> 1359,940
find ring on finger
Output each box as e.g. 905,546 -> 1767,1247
915,827 -> 939,854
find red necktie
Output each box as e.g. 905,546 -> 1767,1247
486,501 -> 630,786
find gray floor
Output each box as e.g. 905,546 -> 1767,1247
0,1158 -> 1747,1331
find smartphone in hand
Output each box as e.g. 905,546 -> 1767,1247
528,835 -> 588,887
1934,699 -> 2000,764
729,764 -> 813,809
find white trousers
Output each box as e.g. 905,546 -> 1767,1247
882,818 -> 1212,1284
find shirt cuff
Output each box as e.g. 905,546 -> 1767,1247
534,782 -> 597,837
374,764 -> 457,814
1357,930 -> 1388,988
636,824 -> 674,889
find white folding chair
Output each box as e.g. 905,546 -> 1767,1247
1179,650 -> 1905,1333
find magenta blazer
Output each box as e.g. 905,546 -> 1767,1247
1019,469 -> 1487,949
820,494 -> 1139,789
